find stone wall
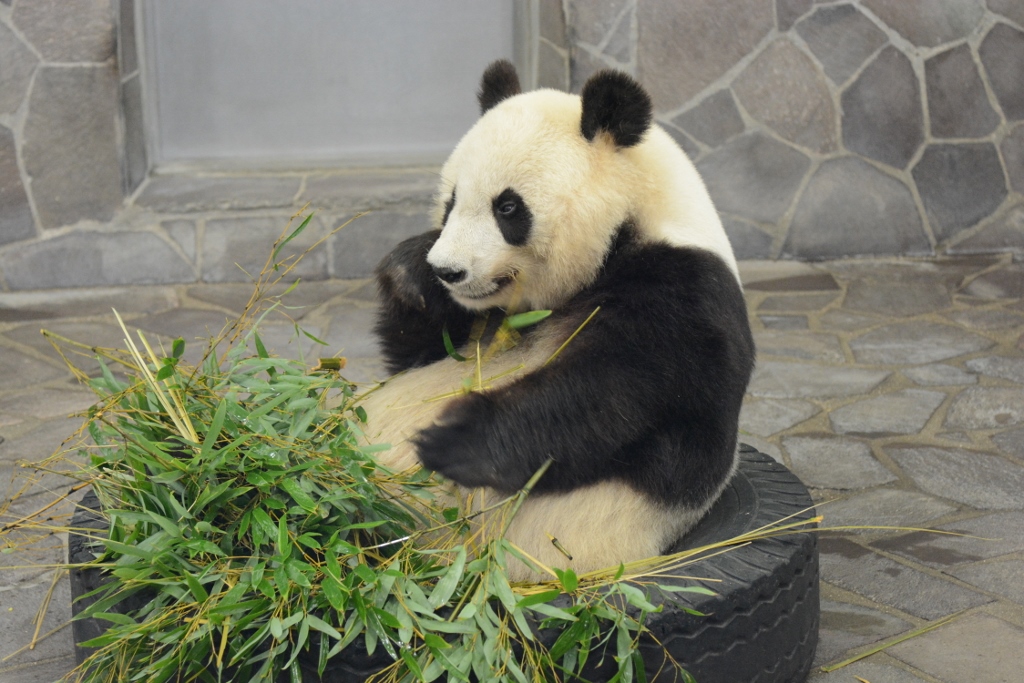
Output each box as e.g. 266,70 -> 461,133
1,0 -> 1022,292
568,0 -> 1024,260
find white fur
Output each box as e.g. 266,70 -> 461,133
365,87 -> 739,582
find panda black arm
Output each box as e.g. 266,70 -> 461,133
374,231 -> 476,374
415,244 -> 756,505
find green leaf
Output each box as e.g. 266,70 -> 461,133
253,331 -> 269,360
184,572 -> 209,602
555,567 -> 578,592
429,546 -> 465,609
155,364 -> 175,381
171,337 -> 185,359
279,478 -> 317,512
618,583 -> 660,613
305,614 -> 342,641
516,589 -> 561,608
503,309 -> 552,329
400,647 -> 424,679
442,325 -> 468,362
272,213 -> 314,263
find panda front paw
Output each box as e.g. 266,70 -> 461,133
375,231 -> 442,311
415,393 -> 508,490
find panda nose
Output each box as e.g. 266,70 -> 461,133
433,266 -> 467,284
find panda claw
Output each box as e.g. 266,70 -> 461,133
414,394 -> 504,490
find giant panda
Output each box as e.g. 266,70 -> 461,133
358,60 -> 755,582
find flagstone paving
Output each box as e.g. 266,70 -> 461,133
0,255 -> 1022,682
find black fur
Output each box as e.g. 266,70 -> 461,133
375,229 -> 755,510
492,188 -> 532,246
373,231 -> 476,373
580,71 -> 653,148
478,60 -> 522,114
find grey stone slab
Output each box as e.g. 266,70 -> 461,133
0,415 -> 82,468
539,0 -> 568,48
980,23 -> 1024,121
302,171 -> 437,213
1001,126 -> 1023,194
948,558 -> 1024,603
671,90 -> 745,148
961,264 -> 1024,298
873,511 -> 1024,568
721,216 -> 774,259
784,435 -> 897,489
951,200 -> 1024,256
862,0 -> 985,47
830,389 -> 946,436
821,487 -> 957,532
946,306 -> 1024,331
0,573 -> 74,667
814,600 -> 912,668
926,44 -> 1000,139
913,143 -> 1008,242
757,292 -> 840,311
945,387 -> 1024,430
841,47 -> 924,169
988,0 -> 1024,26
819,537 -> 990,619
22,65 -> 122,229
0,348 -> 65,391
321,302 -> 380,359
758,314 -> 808,330
748,361 -> 890,398
137,175 -> 301,212
330,209 -> 431,279
0,655 -> 77,683
754,331 -> 844,362
826,257 -> 1000,284
0,22 -> 37,116
133,308 -> 234,350
118,0 -> 139,74
808,659 -> 930,683
163,220 -> 196,262
0,125 -> 34,246
740,398 -> 819,437
202,216 -> 327,283
733,38 -> 837,153
776,0 -> 812,31
121,73 -> 147,194
889,614 -> 1024,683
246,321 -> 327,362
850,322 -> 994,364
12,0 -> 114,61
341,356 -> 389,386
743,270 -> 839,292
0,230 -> 195,290
966,356 -> 1024,384
783,157 -> 930,258
797,5 -> 888,86
566,0 -> 629,46
843,279 -> 952,317
602,11 -> 632,63
658,123 -> 702,161
536,39 -> 569,91
904,364 -> 977,386
696,133 -> 810,224
820,309 -> 882,331
0,386 -> 95,428
0,286 -> 178,320
992,424 -> 1024,458
888,445 -> 1024,509
636,0 -> 774,111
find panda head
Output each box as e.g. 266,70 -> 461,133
426,60 -> 654,312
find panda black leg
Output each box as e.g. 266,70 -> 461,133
374,230 -> 476,373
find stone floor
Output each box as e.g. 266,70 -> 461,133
0,255 -> 1022,682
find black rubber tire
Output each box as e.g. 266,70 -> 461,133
68,445 -> 818,682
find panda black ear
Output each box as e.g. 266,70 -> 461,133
580,70 -> 653,148
478,60 -> 522,114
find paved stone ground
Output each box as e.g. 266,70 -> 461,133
0,255 -> 1022,682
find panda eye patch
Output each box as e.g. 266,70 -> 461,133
492,188 -> 532,246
